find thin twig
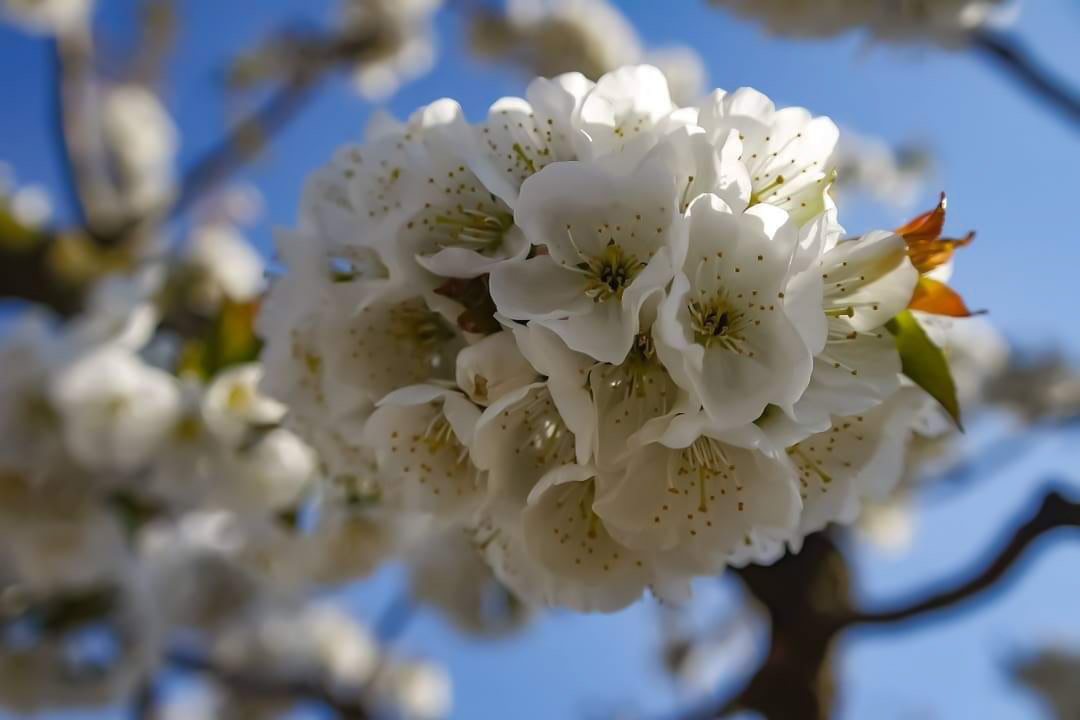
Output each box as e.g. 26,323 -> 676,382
165,647 -> 373,719
971,30 -> 1080,129
168,28 -> 379,222
51,30 -> 108,228
843,484 -> 1080,626
168,78 -> 316,220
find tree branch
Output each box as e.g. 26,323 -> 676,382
971,30 -> 1080,130
169,78 -> 316,221
169,28 -> 378,222
844,484 -> 1080,627
165,647 -> 373,719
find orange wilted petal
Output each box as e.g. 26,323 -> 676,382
896,192 -> 975,274
908,277 -> 975,317
896,191 -> 947,244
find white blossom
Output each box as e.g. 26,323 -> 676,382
473,0 -> 707,105
185,222 -> 266,306
214,602 -> 380,694
490,138 -> 688,363
2,0 -> 93,34
49,345 -> 181,474
371,659 -> 452,720
202,363 -> 286,445
102,84 -> 178,213
831,129 -> 932,210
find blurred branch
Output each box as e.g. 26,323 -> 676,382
843,483 -> 1080,626
165,647 -> 373,719
170,28 -> 378,221
971,30 -> 1080,129
0,231 -> 88,315
51,30 -> 103,228
126,0 -> 176,87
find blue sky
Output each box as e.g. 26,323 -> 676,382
2,1 -> 1080,718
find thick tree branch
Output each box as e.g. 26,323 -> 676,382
165,648 -> 373,719
971,30 -> 1080,129
844,484 -> 1080,627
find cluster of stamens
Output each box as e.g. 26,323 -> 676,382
579,240 -> 646,303
433,206 -> 514,257
688,295 -> 747,353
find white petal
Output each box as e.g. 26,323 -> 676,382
455,331 -> 539,406
489,254 -> 594,321
522,465 -> 650,599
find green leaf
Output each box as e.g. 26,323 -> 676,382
886,310 -> 963,431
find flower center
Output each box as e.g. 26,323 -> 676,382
678,437 -> 739,514
519,389 -> 575,469
421,412 -> 469,466
593,333 -> 663,403
688,296 -> 747,353
388,302 -> 457,350
580,240 -> 645,303
749,174 -> 785,206
431,206 -> 514,257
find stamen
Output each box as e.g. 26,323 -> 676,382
580,240 -> 646,303
388,303 -> 457,349
431,206 -> 513,256
788,446 -> 833,485
749,174 -> 785,205
689,294 -> 750,354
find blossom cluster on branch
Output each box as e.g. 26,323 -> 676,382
258,64 -> 971,611
11,0 -> 1080,716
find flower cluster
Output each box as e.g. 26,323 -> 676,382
0,253 -> 469,714
260,64 -> 939,611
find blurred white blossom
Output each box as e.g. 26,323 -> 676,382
372,660 -> 453,720
470,0 -> 707,101
102,84 -> 178,214
184,222 -> 265,308
49,345 -> 182,474
831,129 -> 933,210
343,0 -> 442,100
709,0 -> 1017,46
2,0 -> 94,34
